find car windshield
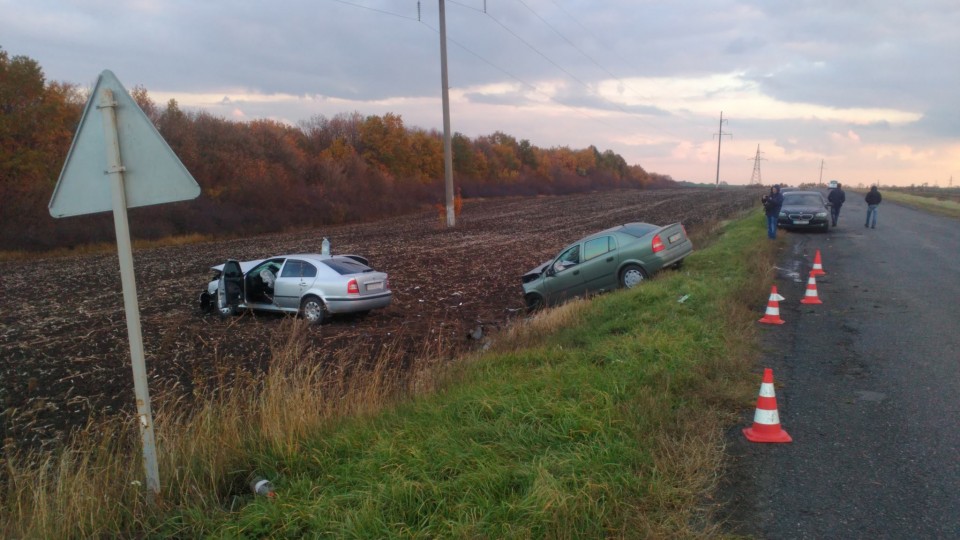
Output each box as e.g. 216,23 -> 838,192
783,194 -> 823,206
322,257 -> 374,275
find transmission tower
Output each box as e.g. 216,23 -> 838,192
713,111 -> 732,187
748,144 -> 766,185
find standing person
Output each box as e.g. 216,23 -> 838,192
827,182 -> 846,226
762,184 -> 784,239
865,185 -> 882,228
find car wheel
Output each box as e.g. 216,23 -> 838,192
300,295 -> 328,325
525,293 -> 545,313
199,292 -> 213,313
620,264 -> 647,289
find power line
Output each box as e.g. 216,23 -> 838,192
328,0 -> 419,21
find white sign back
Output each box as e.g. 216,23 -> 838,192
49,70 -> 200,218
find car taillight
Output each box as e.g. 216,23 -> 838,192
652,234 -> 665,253
347,278 -> 360,295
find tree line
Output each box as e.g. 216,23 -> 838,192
0,48 -> 675,251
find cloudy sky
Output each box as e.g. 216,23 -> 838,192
3,0 -> 958,187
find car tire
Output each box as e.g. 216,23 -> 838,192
525,293 -> 545,314
300,295 -> 328,325
619,264 -> 647,289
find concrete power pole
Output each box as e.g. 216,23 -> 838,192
748,144 -> 765,185
818,159 -> 825,188
438,0 -> 455,227
713,111 -> 731,187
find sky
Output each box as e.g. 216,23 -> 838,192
3,0 -> 958,187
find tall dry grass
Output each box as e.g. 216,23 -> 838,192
0,319 -> 452,538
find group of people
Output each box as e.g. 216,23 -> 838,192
761,183 -> 883,239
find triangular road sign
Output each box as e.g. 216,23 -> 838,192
49,70 -> 200,218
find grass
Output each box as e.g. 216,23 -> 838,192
876,190 -> 960,220
0,209 -> 779,538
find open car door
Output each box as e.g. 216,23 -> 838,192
217,259 -> 244,316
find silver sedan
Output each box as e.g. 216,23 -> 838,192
199,253 -> 391,324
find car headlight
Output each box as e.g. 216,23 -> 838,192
779,212 -> 787,217
816,212 -> 827,218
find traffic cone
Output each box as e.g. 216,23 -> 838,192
758,286 -> 786,325
743,368 -> 792,443
811,250 -> 826,276
800,271 -> 823,305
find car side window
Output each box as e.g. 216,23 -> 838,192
280,260 -> 303,278
554,245 -> 581,272
281,260 -> 319,278
583,236 -> 613,261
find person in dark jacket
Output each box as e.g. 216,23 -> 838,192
761,184 -> 784,239
827,183 -> 846,226
864,185 -> 882,228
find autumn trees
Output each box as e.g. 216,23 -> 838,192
0,49 -> 668,251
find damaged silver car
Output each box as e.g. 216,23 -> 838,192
199,251 -> 391,324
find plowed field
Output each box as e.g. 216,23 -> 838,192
1,188 -> 758,450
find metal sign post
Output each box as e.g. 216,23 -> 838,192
50,70 -> 201,502
98,88 -> 160,498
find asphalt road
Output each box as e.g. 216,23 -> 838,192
720,192 -> 960,538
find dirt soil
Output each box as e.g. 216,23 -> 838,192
1,188 -> 758,451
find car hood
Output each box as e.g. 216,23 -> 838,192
522,261 -> 551,283
209,259 -> 265,274
781,205 -> 825,213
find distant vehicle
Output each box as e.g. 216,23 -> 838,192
521,222 -> 692,312
828,180 -> 839,189
777,191 -> 831,232
199,253 -> 391,324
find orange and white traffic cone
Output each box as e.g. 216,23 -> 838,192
800,271 -> 823,305
743,368 -> 792,443
758,286 -> 786,325
811,249 -> 826,277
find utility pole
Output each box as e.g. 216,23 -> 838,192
438,0 -> 455,226
818,159 -> 825,188
748,144 -> 765,185
713,111 -> 731,187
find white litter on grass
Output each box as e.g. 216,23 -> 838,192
677,294 -> 690,303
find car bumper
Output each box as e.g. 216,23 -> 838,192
777,217 -> 829,229
325,291 -> 393,314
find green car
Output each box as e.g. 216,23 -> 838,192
521,222 -> 692,312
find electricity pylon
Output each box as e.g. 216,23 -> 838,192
748,145 -> 765,185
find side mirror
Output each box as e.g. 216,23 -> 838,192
545,265 -> 556,277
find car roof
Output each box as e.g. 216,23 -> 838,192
783,191 -> 823,196
576,222 -> 662,244
209,253 -> 346,272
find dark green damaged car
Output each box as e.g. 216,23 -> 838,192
521,222 -> 692,312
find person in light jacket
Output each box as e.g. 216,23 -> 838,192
865,185 -> 882,228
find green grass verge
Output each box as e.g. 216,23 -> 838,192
877,190 -> 960,220
155,211 -> 778,538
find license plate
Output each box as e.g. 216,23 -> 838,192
793,220 -> 809,225
365,282 -> 384,291
668,233 -> 682,243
